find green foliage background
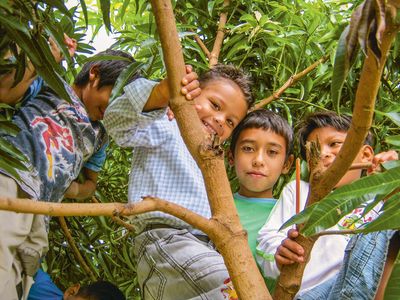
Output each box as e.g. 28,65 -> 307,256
1,0 -> 399,299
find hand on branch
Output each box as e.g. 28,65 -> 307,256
275,229 -> 305,271
367,150 -> 398,174
49,33 -> 77,63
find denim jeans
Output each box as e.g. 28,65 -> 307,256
133,228 -> 236,300
297,230 -> 397,300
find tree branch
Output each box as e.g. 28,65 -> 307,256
91,197 -> 136,232
194,34 -> 211,58
58,216 -> 98,281
209,0 -> 230,67
274,12 -> 399,300
254,55 -> 329,110
150,1 -> 270,298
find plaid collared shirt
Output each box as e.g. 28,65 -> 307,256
103,78 -> 211,233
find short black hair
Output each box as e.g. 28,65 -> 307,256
74,49 -> 139,88
230,109 -> 293,158
76,281 -> 125,300
297,111 -> 374,160
199,63 -> 254,109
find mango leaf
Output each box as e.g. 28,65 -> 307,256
357,193 -> 400,233
331,26 -> 351,112
375,111 -> 400,127
109,61 -> 144,103
80,55 -> 133,63
282,166 -> 400,235
303,167 -> 400,236
38,0 -> 72,18
384,249 -> 400,300
99,0 -> 111,31
385,135 -> 400,147
0,121 -> 21,136
78,0 -> 89,27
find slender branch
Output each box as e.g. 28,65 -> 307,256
253,55 -> 329,110
312,229 -> 357,238
194,34 -> 211,58
209,0 -> 230,67
58,216 -> 97,281
0,196 -> 211,234
349,162 -> 372,170
91,197 -> 136,232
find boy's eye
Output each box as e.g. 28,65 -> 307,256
227,119 -> 234,128
330,141 -> 343,147
241,145 -> 254,152
212,101 -> 220,111
267,150 -> 278,156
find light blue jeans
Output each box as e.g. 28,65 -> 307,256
297,230 -> 397,300
133,228 -> 236,300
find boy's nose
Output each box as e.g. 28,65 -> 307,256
252,152 -> 265,167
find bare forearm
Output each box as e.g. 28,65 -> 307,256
64,180 -> 96,201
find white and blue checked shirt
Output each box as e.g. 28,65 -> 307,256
103,78 -> 211,234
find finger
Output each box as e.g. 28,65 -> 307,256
182,71 -> 198,85
275,253 -> 295,266
181,80 -> 200,95
166,107 -> 175,121
287,229 -> 299,239
281,239 -> 304,257
186,87 -> 201,100
185,65 -> 193,74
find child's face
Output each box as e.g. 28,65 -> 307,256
232,128 -> 291,198
307,126 -> 372,188
193,78 -> 247,142
82,84 -> 113,121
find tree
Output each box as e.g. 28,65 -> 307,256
0,0 -> 399,299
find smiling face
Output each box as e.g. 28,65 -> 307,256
193,78 -> 248,142
307,126 -> 373,188
232,128 -> 292,198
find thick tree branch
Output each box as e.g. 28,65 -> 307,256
150,0 -> 270,298
274,12 -> 399,300
254,55 -> 329,110
58,216 -> 97,281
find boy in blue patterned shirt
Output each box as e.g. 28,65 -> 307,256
0,45 -> 139,300
104,64 -> 254,299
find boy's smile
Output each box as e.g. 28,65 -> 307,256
232,128 -> 291,198
193,78 -> 247,142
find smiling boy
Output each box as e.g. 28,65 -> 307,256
103,64 -> 253,299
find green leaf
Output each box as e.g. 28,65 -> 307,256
0,121 -> 21,136
78,0 -> 89,27
331,26 -> 349,112
385,135 -> 400,147
297,167 -> 400,236
99,0 -> 112,31
109,61 -> 143,103
384,249 -> 400,300
359,193 -> 400,233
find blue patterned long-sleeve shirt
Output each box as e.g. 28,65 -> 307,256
103,78 -> 210,234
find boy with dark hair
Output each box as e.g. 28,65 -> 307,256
28,269 -> 125,300
0,47 -> 139,300
256,111 -> 397,297
228,109 -> 294,291
104,63 -> 254,299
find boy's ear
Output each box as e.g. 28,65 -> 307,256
281,154 -> 294,174
227,150 -> 235,167
360,145 -> 374,162
64,283 -> 80,298
88,65 -> 100,88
